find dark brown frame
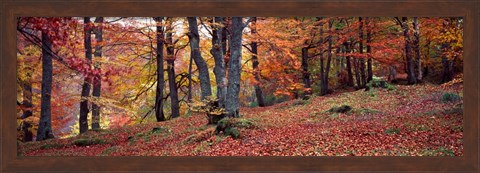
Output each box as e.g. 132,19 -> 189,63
1,0 -> 478,172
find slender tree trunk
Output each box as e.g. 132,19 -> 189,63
153,17 -> 165,122
424,40 -> 431,77
21,77 -> 33,142
222,17 -> 230,70
366,17 -> 373,83
322,19 -> 333,95
91,17 -> 103,130
441,43 -> 453,83
344,42 -> 354,87
187,17 -> 212,100
187,54 -> 193,102
318,18 -> 327,96
250,17 -> 266,106
401,17 -> 417,84
358,17 -> 366,88
354,58 -> 362,89
225,17 -> 243,118
412,17 -> 422,81
166,18 -> 180,119
36,30 -> 54,141
389,66 -> 397,82
211,17 -> 227,108
301,47 -> 311,90
79,17 -> 92,134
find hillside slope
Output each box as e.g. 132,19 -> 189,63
19,83 -> 463,156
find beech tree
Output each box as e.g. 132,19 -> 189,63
153,17 -> 165,122
225,17 -> 250,117
211,17 -> 227,108
91,17 -> 103,129
165,17 -> 180,119
36,30 -> 54,141
187,17 -> 212,99
79,17 -> 92,134
397,17 -> 417,84
249,17 -> 266,106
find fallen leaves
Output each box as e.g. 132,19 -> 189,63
19,83 -> 463,156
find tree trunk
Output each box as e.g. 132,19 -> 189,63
250,17 -> 266,106
166,18 -> 180,119
344,42 -> 354,87
322,19 -> 333,95
358,17 -> 366,88
36,30 -> 54,141
412,17 -> 422,81
225,17 -> 243,118
153,17 -> 165,122
211,17 -> 227,108
354,58 -> 362,89
401,17 -> 417,85
388,65 -> 397,82
21,77 -> 33,142
441,43 -> 453,83
79,17 -> 92,134
318,18 -> 326,96
423,40 -> 431,77
187,53 -> 193,102
187,17 -> 212,100
301,47 -> 311,90
91,17 -> 103,130
366,17 -> 373,83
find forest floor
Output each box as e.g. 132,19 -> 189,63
19,81 -> 464,156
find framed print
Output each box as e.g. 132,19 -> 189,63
1,0 -> 479,172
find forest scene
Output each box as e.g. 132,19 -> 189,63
17,17 -> 463,156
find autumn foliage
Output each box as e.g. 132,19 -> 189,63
16,17 -> 463,156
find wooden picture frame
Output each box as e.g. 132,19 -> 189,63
1,0 -> 478,172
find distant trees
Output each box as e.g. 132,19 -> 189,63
249,17 -> 266,107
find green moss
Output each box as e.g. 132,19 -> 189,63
73,138 -> 105,146
224,127 -> 240,139
384,128 -> 401,135
40,143 -> 66,149
420,147 -> 455,156
441,92 -> 461,103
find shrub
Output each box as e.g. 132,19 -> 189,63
264,94 -> 290,106
249,102 -> 259,107
365,76 -> 395,91
189,96 -> 227,124
441,92 -> 461,103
